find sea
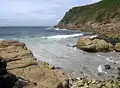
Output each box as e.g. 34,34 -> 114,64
0,26 -> 120,79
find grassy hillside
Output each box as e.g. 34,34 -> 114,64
58,0 -> 120,26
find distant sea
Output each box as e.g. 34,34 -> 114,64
0,26 -> 120,79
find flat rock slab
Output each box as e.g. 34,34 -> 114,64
0,40 -> 69,88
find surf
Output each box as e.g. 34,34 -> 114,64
41,33 -> 83,39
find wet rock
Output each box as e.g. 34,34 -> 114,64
84,83 -> 89,88
104,64 -> 111,70
91,79 -> 97,84
97,83 -> 103,88
76,80 -> 85,87
89,84 -> 98,88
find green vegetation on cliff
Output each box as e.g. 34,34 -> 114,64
58,0 -> 120,26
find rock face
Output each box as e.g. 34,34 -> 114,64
56,0 -> 120,42
77,37 -> 114,52
0,40 -> 69,88
0,56 -> 17,88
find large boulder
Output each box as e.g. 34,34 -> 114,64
77,37 -> 96,52
0,40 -> 69,88
114,43 -> 120,52
92,39 -> 109,52
77,37 -> 113,52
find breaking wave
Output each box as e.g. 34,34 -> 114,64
41,33 -> 83,39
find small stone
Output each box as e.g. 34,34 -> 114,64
92,79 -> 96,84
62,81 -> 69,88
76,77 -> 82,80
84,83 -> 89,88
97,83 -> 102,88
49,65 -> 55,69
105,82 -> 113,88
76,80 -> 85,87
88,79 -> 92,84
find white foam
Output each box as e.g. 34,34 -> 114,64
106,57 -> 115,63
45,26 -> 54,30
55,28 -> 60,30
41,33 -> 83,39
97,65 -> 107,74
54,28 -> 67,31
106,57 -> 120,64
89,35 -> 98,39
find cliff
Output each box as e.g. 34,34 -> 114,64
57,0 -> 120,41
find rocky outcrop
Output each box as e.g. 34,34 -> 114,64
56,0 -> 120,41
0,40 -> 69,88
77,37 -> 114,52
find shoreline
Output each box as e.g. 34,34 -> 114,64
0,39 -> 120,88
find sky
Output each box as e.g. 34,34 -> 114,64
0,0 -> 101,26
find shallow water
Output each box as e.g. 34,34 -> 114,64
0,26 -> 120,80
20,36 -> 120,80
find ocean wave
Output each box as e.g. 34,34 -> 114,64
106,57 -> 120,64
41,33 -> 83,39
97,65 -> 107,73
45,26 -> 54,30
106,57 -> 115,63
54,28 -> 67,31
89,35 -> 98,39
45,27 -> 68,31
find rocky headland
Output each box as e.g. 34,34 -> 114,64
54,0 -> 120,87
56,0 -> 120,43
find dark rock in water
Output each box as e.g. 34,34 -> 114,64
72,45 -> 77,47
117,67 -> 120,71
104,64 -> 111,70
66,44 -> 77,48
117,67 -> 120,76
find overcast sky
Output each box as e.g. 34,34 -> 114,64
0,0 -> 101,26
